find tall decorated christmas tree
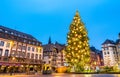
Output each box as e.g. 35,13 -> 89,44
65,11 -> 90,72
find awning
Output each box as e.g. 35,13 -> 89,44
0,62 -> 21,66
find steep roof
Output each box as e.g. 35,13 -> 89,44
90,46 -> 101,53
42,43 -> 55,52
42,42 -> 65,52
55,42 -> 65,52
0,25 -> 41,43
116,39 -> 120,44
102,39 -> 115,45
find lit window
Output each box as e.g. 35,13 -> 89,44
11,51 -> 15,56
36,48 -> 38,52
6,42 -> 10,48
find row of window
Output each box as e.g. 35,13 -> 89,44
26,53 -> 41,59
103,46 -> 120,50
0,49 -> 9,56
0,41 -> 10,48
0,33 -> 40,46
0,48 -> 42,59
104,51 -> 119,55
103,47 -> 116,50
14,45 -> 41,52
0,41 -> 41,52
0,28 -> 36,41
104,51 -> 109,55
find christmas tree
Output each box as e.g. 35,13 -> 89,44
65,11 -> 90,72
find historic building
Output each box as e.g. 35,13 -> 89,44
42,37 -> 66,70
0,25 -> 43,73
102,33 -> 120,67
90,46 -> 103,69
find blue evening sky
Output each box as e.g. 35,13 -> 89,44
0,0 -> 120,50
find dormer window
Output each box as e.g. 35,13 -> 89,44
25,36 -> 27,38
5,30 -> 8,33
11,32 -> 14,35
24,39 -> 27,42
29,41 -> 31,44
0,28 -> 3,32
33,39 -> 36,41
18,34 -> 21,37
14,33 -> 18,36
33,42 -> 35,44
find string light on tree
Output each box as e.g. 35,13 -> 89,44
65,10 -> 90,72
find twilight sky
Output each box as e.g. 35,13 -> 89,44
0,0 -> 120,50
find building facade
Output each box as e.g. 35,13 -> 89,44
90,46 -> 103,70
102,33 -> 120,67
0,25 -> 43,73
42,38 -> 66,70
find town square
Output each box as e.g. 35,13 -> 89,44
0,0 -> 120,77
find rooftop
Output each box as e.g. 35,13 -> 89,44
0,25 -> 42,45
102,39 -> 115,45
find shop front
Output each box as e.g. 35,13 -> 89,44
0,62 -> 42,74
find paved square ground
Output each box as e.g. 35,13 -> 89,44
0,73 -> 120,77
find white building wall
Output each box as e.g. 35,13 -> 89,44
102,44 -> 117,66
0,38 -> 43,61
43,56 -> 49,64
0,38 -> 11,57
116,44 -> 120,63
